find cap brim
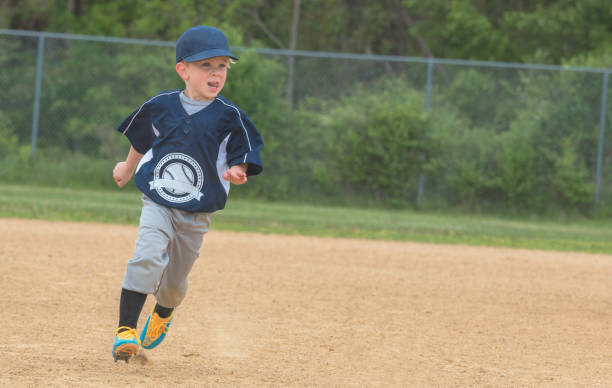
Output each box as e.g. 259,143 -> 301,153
181,49 -> 239,62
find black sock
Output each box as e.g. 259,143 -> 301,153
154,303 -> 174,319
118,288 -> 147,331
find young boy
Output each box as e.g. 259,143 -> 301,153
111,26 -> 263,362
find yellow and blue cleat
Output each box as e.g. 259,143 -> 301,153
112,327 -> 140,363
140,309 -> 174,349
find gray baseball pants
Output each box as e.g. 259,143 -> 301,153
122,194 -> 212,308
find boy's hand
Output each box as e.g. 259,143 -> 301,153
222,164 -> 248,185
113,161 -> 135,188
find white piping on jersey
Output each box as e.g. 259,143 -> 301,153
215,97 -> 253,164
216,133 -> 232,194
136,148 -> 153,174
122,90 -> 181,135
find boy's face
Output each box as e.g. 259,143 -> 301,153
176,56 -> 230,101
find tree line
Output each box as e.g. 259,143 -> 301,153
4,0 -> 612,67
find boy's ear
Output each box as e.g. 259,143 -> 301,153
176,61 -> 188,80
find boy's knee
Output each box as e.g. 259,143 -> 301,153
156,283 -> 188,308
123,259 -> 163,292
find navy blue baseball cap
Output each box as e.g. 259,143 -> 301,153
176,26 -> 239,63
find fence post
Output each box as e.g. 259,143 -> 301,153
416,57 -> 434,207
594,70 -> 609,214
31,33 -> 45,154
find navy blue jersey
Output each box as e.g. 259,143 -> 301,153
117,90 -> 263,213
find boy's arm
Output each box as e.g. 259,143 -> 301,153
113,146 -> 144,187
222,163 -> 248,185
226,109 -> 263,177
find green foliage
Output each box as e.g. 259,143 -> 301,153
0,147 -> 120,190
323,81 -> 430,202
496,126 -> 540,208
33,40 -> 177,156
1,0 -> 73,30
441,68 -> 519,131
0,35 -> 37,145
0,112 -> 19,155
426,67 -> 600,214
551,139 -> 595,206
71,0 -> 236,40
434,2 -> 509,60
502,0 -> 612,64
271,78 -> 449,208
6,0 -> 612,66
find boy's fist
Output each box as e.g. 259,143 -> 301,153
222,164 -> 248,185
113,161 -> 134,187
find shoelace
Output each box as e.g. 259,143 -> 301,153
147,313 -> 170,340
116,326 -> 140,345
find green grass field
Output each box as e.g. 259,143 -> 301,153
1,184 -> 611,254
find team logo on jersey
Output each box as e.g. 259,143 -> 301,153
150,153 -> 204,203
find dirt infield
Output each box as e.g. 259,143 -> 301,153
1,218 -> 611,387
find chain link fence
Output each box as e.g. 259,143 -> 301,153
1,29 -> 610,215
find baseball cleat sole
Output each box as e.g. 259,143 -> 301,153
113,343 -> 139,363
